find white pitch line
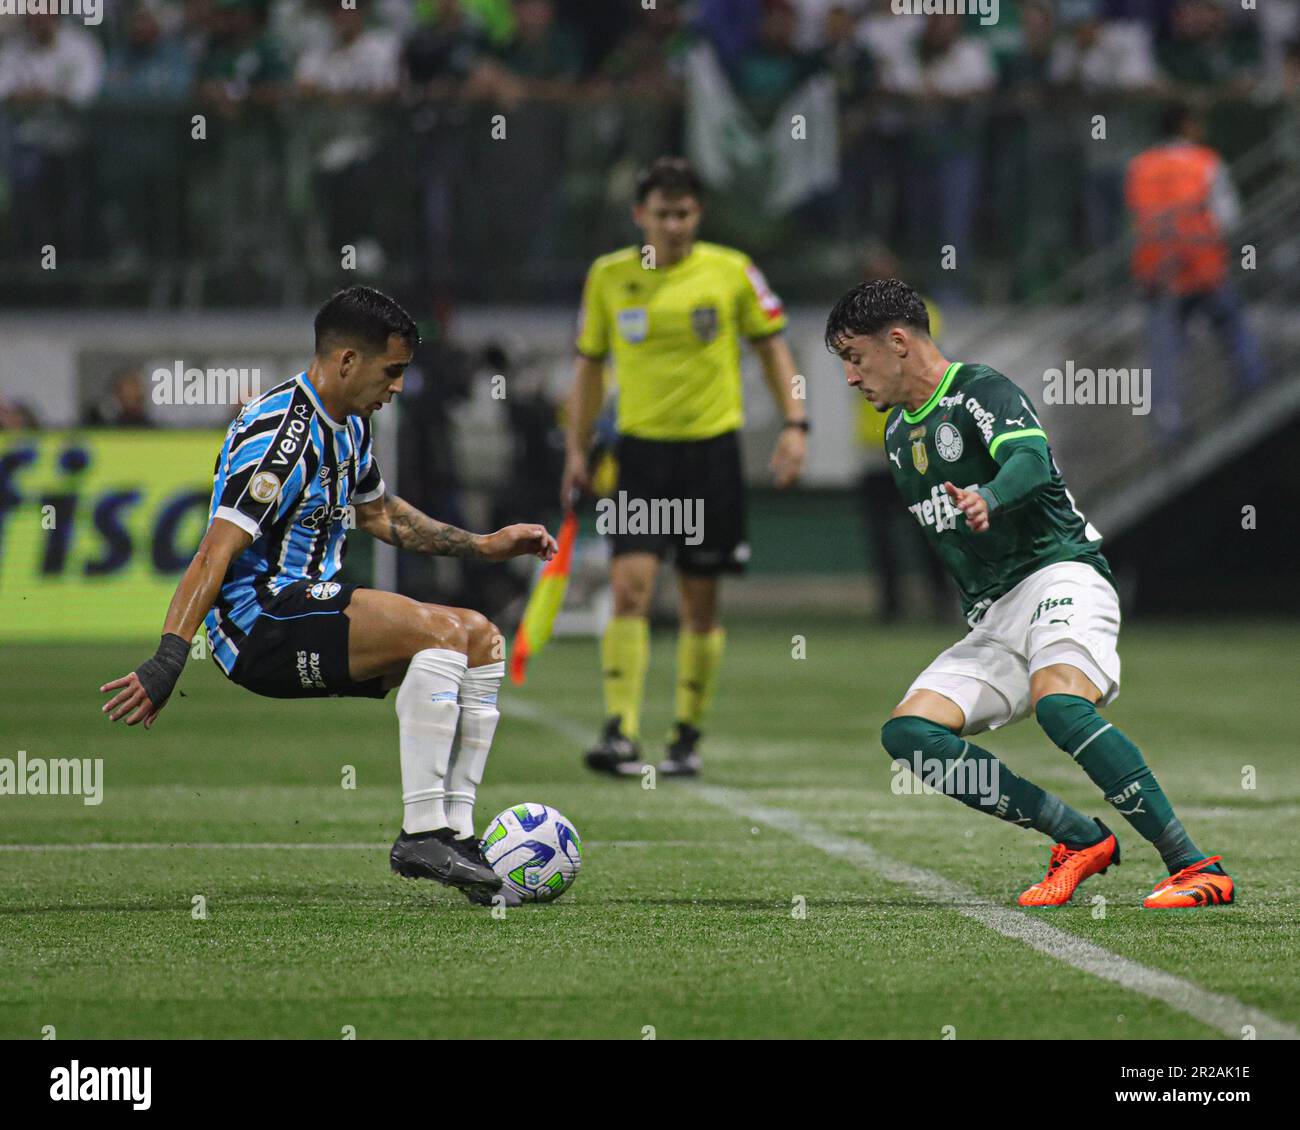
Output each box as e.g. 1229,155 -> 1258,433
696,785 -> 1299,1042
503,696 -> 1299,1041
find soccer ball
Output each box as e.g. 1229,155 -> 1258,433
481,803 -> 583,903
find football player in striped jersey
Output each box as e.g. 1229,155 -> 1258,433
101,286 -> 557,905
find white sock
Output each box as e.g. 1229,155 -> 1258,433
396,648 -> 467,834
446,661 -> 504,839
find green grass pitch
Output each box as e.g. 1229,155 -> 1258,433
1,618 -> 1296,1040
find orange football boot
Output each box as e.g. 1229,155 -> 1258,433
1143,855 -> 1234,908
1018,821 -> 1120,907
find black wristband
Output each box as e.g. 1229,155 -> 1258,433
134,633 -> 189,708
782,419 -> 810,433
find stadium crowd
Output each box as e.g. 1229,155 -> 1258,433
0,0 -> 1297,302
1,0 -> 1293,101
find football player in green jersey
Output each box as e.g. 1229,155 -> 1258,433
824,279 -> 1233,909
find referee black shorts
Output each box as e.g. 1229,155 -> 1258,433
224,579 -> 388,700
608,430 -> 750,576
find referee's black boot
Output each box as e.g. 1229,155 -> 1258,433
658,722 -> 703,778
584,716 -> 644,777
391,828 -> 501,900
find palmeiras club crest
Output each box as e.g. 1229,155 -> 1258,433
690,305 -> 719,343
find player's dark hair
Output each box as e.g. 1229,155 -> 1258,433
314,286 -> 419,355
824,279 -> 930,352
635,156 -> 704,204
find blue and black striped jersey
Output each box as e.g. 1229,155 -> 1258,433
203,372 -> 385,674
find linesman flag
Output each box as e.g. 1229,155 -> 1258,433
509,509 -> 578,684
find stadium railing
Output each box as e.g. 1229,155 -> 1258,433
0,92 -> 1285,308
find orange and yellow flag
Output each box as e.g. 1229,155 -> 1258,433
509,510 -> 578,684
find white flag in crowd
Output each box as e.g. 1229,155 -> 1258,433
685,43 -> 839,218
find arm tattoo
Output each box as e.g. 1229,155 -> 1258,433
384,495 -> 479,558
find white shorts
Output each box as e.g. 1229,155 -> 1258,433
904,561 -> 1121,736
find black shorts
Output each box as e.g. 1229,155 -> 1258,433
609,430 -> 749,575
225,579 -> 388,700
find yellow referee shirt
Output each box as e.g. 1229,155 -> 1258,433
576,241 -> 788,440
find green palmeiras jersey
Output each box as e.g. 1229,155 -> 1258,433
882,361 -> 1114,622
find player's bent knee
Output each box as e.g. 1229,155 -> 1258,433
1035,694 -> 1102,756
464,611 -> 504,665
413,605 -> 469,654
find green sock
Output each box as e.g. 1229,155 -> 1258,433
881,716 -> 1100,844
1035,694 -> 1213,874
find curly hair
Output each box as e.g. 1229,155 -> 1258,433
824,279 -> 930,352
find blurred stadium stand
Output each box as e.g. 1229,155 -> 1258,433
2,0 -> 1298,626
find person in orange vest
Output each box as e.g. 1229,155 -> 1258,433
1125,103 -> 1265,444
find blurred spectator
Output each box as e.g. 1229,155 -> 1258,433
695,0 -> 764,68
819,3 -> 876,237
0,13 -> 105,261
404,0 -> 491,94
1258,0 -> 1300,90
823,2 -> 873,103
997,0 -> 1058,94
792,0 -> 841,53
1158,0 -> 1260,94
269,0 -> 335,65
295,0 -> 401,97
859,0 -> 922,92
1125,103 -> 1265,444
99,2 -> 196,269
489,0 -> 584,99
0,396 -> 40,431
472,0 -> 586,271
1050,0 -> 1161,91
404,0 -> 495,298
991,0 -> 1077,295
0,12 -> 105,105
103,2 -> 196,102
597,0 -> 689,95
86,367 -> 156,428
459,0 -> 516,48
889,13 -> 995,302
1052,0 -> 1161,249
563,0 -> 637,76
730,0 -> 825,125
196,0 -> 289,110
296,0 -> 402,268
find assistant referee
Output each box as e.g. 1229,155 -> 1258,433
562,157 -> 807,778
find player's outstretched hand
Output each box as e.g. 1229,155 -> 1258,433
479,524 -> 558,563
100,672 -> 166,729
943,481 -> 990,534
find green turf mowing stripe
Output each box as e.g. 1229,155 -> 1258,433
502,698 -> 1299,1042
694,785 -> 1299,1042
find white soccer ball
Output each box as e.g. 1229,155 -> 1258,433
481,803 -> 583,903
